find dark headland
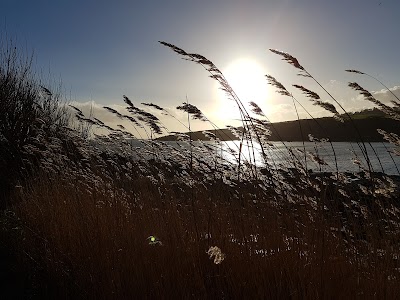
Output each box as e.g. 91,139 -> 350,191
157,109 -> 400,142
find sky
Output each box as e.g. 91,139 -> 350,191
2,0 -> 400,133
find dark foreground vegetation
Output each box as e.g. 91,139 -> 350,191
1,39 -> 400,299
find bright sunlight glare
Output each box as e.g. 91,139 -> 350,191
213,58 -> 270,125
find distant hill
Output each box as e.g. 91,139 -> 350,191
346,107 -> 389,119
157,109 -> 400,142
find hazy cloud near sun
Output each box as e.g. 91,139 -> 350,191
268,103 -> 298,122
69,101 -> 128,124
372,86 -> 400,104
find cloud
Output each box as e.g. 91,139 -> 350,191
268,103 -> 298,122
343,85 -> 400,113
372,86 -> 400,104
69,101 -> 128,124
342,94 -> 375,113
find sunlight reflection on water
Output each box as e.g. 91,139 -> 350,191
218,141 -> 400,175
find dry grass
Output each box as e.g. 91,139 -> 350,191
8,167 -> 400,299
1,41 -> 400,299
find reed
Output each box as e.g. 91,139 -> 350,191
1,40 -> 400,299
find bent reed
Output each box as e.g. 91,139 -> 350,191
1,40 -> 400,299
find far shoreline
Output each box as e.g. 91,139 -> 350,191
156,115 -> 400,143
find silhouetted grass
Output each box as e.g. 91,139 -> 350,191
1,40 -> 400,298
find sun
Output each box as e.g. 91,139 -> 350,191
213,58 -> 270,125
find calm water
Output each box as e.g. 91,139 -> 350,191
126,140 -> 399,175
218,141 -> 400,175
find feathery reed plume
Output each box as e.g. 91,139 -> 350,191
159,41 -> 268,177
93,117 -> 104,126
40,85 -> 52,97
75,115 -> 97,126
346,69 -> 400,104
293,84 -> 343,122
348,82 -> 399,120
103,106 -> 145,138
103,106 -> 124,118
269,49 -> 309,77
265,75 -> 311,170
345,69 -> 364,75
249,101 -> 264,116
143,99 -> 240,167
270,49 -> 373,173
269,48 -> 347,120
176,102 -> 207,121
69,105 -> 84,117
265,75 -> 291,97
377,129 -> 400,156
141,102 -> 165,111
292,84 -> 320,100
123,95 -> 163,135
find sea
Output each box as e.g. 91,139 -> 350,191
215,141 -> 400,175
119,139 -> 399,175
